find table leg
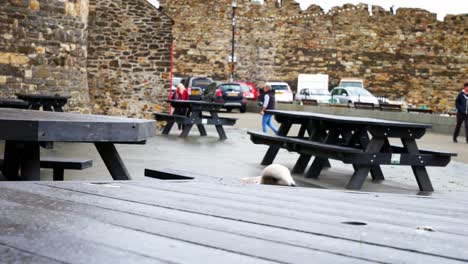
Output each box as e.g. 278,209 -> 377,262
162,120 -> 175,135
305,129 -> 340,178
20,142 -> 41,181
95,142 -> 131,180
346,138 -> 385,190
292,122 -> 317,174
210,111 -> 227,140
298,124 -> 307,139
261,122 -> 292,165
357,130 -> 385,181
29,103 -> 41,110
2,141 -> 22,181
43,104 -> 53,111
180,109 -> 202,138
402,138 -> 434,192
197,125 -> 208,136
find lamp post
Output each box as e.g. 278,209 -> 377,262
230,0 -> 237,82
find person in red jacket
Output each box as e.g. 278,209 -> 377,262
174,83 -> 189,100
172,83 -> 189,129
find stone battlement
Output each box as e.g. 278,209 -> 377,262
160,0 -> 468,112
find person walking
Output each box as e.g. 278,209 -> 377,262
172,83 -> 189,129
260,84 -> 278,134
453,83 -> 468,143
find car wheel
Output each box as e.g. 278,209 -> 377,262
226,108 -> 232,113
240,106 -> 246,113
347,101 -> 353,107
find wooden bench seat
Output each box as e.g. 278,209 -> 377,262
354,102 -> 375,110
248,131 -> 455,167
0,157 -> 92,181
154,113 -> 187,122
408,108 -> 433,114
379,103 -> 402,112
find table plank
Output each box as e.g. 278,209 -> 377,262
0,244 -> 64,264
14,181 -> 467,262
0,187 -> 277,264
267,110 -> 432,129
0,185 -> 367,264
0,108 -> 155,142
2,182 -> 464,264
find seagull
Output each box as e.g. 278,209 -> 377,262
241,164 -> 296,187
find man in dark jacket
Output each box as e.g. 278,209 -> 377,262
260,85 -> 278,134
453,83 -> 468,143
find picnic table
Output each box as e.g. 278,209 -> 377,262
16,93 -> 71,112
0,180 -> 467,263
0,99 -> 29,109
154,100 -> 237,140
0,108 -> 155,181
249,110 -> 456,192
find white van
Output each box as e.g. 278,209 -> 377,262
296,74 -> 330,103
266,82 -> 293,103
297,74 -> 329,92
339,78 -> 364,89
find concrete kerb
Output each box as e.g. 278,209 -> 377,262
246,101 -> 463,136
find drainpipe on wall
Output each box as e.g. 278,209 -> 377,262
168,40 -> 174,113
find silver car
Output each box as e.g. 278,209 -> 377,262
330,86 -> 379,106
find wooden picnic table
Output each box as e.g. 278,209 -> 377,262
0,108 -> 155,181
0,99 -> 29,109
16,93 -> 71,112
0,180 -> 467,263
250,110 -> 456,192
155,100 -> 237,140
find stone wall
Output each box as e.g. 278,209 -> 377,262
160,0 -> 468,112
0,0 -> 90,112
87,0 -> 173,118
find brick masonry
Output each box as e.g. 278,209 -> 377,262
87,0 -> 173,118
0,0 -> 90,112
160,0 -> 468,112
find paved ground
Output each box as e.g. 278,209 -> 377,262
1,112 -> 467,196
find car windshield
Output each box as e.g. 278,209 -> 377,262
340,82 -> 362,88
309,89 -> 330,95
191,78 -> 212,90
347,87 -> 373,97
271,85 -> 289,91
239,84 -> 250,92
220,84 -> 241,92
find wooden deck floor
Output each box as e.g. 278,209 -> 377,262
0,180 -> 467,263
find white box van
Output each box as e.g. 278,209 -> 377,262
297,74 -> 329,91
266,82 -> 293,103
339,78 -> 364,89
296,74 -> 331,103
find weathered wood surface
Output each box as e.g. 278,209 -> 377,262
0,180 -> 467,264
267,110 -> 432,129
0,108 -> 155,142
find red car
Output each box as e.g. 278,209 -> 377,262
237,82 -> 259,100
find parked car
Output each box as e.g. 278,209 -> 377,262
296,88 -> 332,104
203,82 -> 247,113
237,82 -> 258,100
181,76 -> 213,100
266,82 -> 294,103
330,86 -> 379,106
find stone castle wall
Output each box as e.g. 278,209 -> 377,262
0,0 -> 90,112
87,0 -> 173,118
160,0 -> 467,112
